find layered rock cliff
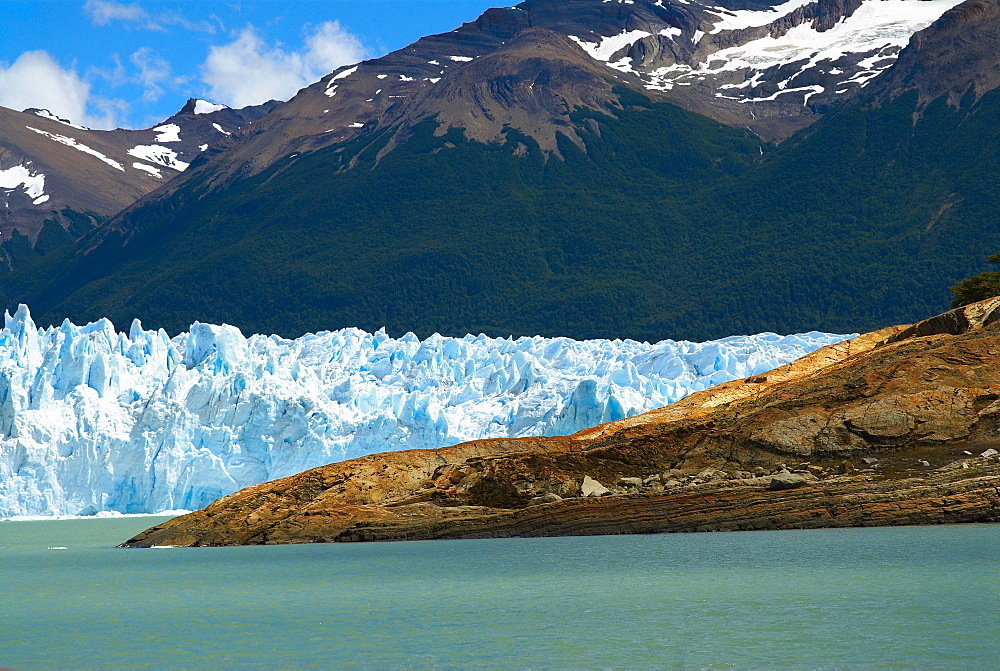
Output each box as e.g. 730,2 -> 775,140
122,297 -> 1000,547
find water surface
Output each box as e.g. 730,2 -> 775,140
2,518 -> 998,668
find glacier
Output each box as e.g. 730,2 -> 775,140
0,305 -> 850,518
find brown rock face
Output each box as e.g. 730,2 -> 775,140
121,298 -> 1000,548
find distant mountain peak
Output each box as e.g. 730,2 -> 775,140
177,98 -> 229,116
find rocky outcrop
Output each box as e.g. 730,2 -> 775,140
121,298 -> 1000,548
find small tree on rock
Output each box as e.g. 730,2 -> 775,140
951,252 -> 1000,307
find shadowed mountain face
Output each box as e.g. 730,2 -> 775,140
2,0 -> 1000,342
0,99 -> 276,268
119,298 -> 1000,547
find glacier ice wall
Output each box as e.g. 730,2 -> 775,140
0,305 -> 850,517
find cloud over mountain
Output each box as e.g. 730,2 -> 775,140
199,21 -> 368,107
0,50 -> 119,128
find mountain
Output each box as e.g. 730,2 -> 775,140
95,0 -> 967,188
0,303 -> 841,517
2,0 -> 999,343
0,99 -> 276,269
120,297 -> 1000,547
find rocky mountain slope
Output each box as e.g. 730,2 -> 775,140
121,297 -> 1000,547
96,0 -> 968,192
3,0 -> 1000,343
0,99 -> 275,268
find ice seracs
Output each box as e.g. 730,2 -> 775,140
0,305 -> 849,518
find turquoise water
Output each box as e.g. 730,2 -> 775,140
2,519 -> 999,669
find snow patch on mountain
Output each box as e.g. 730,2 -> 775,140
565,0 -> 966,105
704,0 -> 966,100
569,30 -> 652,61
0,306 -> 849,518
127,145 -> 189,171
193,100 -> 227,115
152,124 -> 181,143
23,108 -> 88,130
704,0 -> 814,34
0,165 -> 48,205
25,126 -> 125,172
131,162 -> 163,178
325,65 -> 359,96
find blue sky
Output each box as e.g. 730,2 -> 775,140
0,1 -> 503,129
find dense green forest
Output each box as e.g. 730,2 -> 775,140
3,87 -> 999,341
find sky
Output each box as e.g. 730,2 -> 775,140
0,1 -> 504,129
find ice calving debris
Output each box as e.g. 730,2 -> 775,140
25,127 -> 124,171
132,162 -> 163,178
0,165 -> 47,203
193,100 -> 227,114
0,305 -> 850,518
127,145 -> 189,171
153,124 -> 181,143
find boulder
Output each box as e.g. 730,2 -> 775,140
769,472 -> 808,491
618,477 -> 643,488
528,492 -> 562,506
581,476 -> 610,497
980,448 -> 999,459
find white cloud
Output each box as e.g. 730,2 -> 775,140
200,21 -> 368,108
0,50 -> 123,128
84,0 -> 217,33
131,47 -> 176,103
84,0 -> 149,26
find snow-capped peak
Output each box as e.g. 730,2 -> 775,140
193,100 -> 227,115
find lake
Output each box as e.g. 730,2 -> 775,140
2,517 -> 999,668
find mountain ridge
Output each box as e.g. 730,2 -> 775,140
0,98 -> 277,268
